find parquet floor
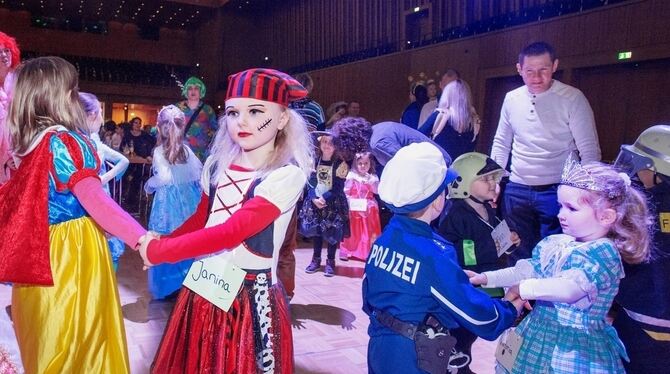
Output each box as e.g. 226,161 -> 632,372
0,243 -> 497,373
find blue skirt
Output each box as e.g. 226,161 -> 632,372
147,181 -> 201,299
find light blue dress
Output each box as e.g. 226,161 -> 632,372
145,144 -> 203,299
496,234 -> 627,374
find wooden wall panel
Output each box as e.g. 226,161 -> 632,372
0,9 -> 194,65
293,0 -> 670,162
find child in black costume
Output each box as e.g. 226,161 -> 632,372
439,152 -> 520,373
613,124 -> 670,374
300,133 -> 350,276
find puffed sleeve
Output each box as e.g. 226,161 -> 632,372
253,164 -> 307,213
50,131 -> 100,192
554,240 -> 623,308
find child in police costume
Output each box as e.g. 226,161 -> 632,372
363,142 -> 523,374
439,152 -> 520,373
613,124 -> 670,373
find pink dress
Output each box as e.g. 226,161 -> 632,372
0,72 -> 15,183
340,171 -> 381,261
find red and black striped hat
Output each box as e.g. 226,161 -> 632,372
226,68 -> 308,106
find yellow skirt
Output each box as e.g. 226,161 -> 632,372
12,217 -> 130,374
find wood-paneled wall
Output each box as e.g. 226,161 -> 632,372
0,9 -> 195,65
258,0 -> 559,69
295,0 -> 670,160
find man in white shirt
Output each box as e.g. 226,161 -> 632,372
490,41 -> 601,263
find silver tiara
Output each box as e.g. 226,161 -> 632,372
560,154 -> 605,192
560,155 -> 622,199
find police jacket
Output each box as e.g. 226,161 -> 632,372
362,215 -> 517,341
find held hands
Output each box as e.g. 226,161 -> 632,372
312,197 -> 327,209
464,269 -> 488,286
510,231 -> 521,247
504,284 -> 533,317
136,231 -> 160,270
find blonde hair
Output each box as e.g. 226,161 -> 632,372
156,105 -> 188,164
432,79 -> 480,138
209,105 -> 313,183
9,56 -> 87,154
575,163 -> 652,264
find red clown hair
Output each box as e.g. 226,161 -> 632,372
0,32 -> 21,68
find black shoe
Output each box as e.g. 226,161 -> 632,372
324,259 -> 336,277
305,257 -> 321,273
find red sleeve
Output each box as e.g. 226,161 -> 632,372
164,192 -> 209,238
72,177 -> 146,247
147,196 -> 281,264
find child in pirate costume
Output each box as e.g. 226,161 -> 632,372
138,68 -> 313,373
439,152 -> 520,373
363,142 -> 522,374
613,125 -> 670,373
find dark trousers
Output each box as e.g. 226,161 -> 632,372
123,163 -> 149,208
312,236 -> 338,260
613,309 -> 670,373
277,210 -> 297,298
501,181 -> 561,264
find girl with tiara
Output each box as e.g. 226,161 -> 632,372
468,157 -> 652,373
0,56 -> 145,373
138,68 -> 313,373
144,104 -> 202,299
79,92 -> 130,271
339,151 -> 381,261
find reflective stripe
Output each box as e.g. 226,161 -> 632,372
624,308 -> 670,328
636,142 -> 670,164
644,330 -> 670,342
430,286 -> 499,325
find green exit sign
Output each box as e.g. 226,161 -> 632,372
618,51 -> 632,60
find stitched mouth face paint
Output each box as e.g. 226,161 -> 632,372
225,97 -> 286,153
257,118 -> 272,132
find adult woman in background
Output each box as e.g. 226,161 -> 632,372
419,79 -> 481,160
0,32 -> 20,183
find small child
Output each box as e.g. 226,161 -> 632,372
439,152 -> 520,373
144,105 -> 203,299
340,151 -> 381,261
613,124 -> 670,373
363,142 -> 522,374
300,133 -> 350,277
468,158 -> 652,373
79,92 -> 130,271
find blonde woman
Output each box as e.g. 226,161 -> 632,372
418,79 -> 481,159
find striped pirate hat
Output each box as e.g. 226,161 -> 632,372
226,68 -> 308,106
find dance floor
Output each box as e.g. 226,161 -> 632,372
0,243 -> 498,373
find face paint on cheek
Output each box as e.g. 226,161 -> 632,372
257,118 -> 272,132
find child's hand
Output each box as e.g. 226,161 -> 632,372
312,197 -> 327,209
464,270 -> 488,286
510,231 -> 521,246
137,232 -> 159,270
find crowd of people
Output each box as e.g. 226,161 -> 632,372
0,29 -> 667,374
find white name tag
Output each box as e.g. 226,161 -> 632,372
348,198 -> 367,212
495,327 -> 524,372
491,219 -> 513,257
182,255 -> 247,312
